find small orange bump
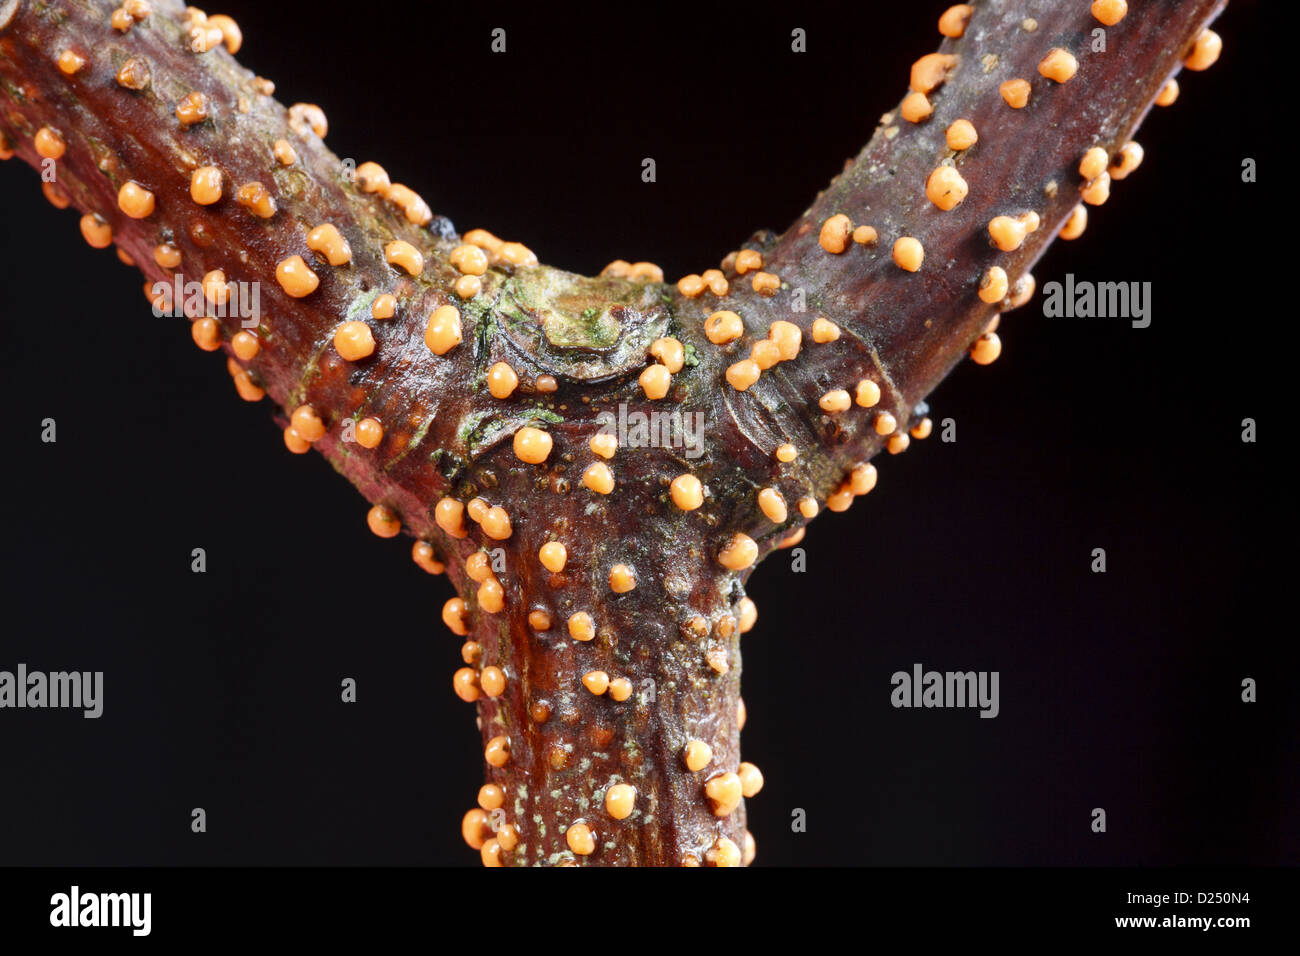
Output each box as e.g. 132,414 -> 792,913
461,809 -> 490,849
819,213 -> 852,254
911,417 -> 934,440
484,735 -> 510,768
582,671 -> 610,695
850,462 -> 878,496
582,461 -> 615,494
639,363 -> 672,399
900,91 -> 933,123
888,432 -> 911,455
290,405 -> 325,442
231,330 -> 260,360
477,578 -> 504,614
945,118 -> 978,151
738,762 -> 765,798
670,474 -> 704,511
758,488 -> 787,524
411,541 -> 443,574
683,740 -> 713,772
370,293 -> 397,321
874,411 -> 897,436
283,427 -> 310,454
154,243 -> 182,270
480,666 -> 506,698
384,240 -> 423,277
819,389 -> 851,413
424,305 -> 462,355
588,433 -> 617,459
775,443 -> 798,463
367,504 -> 401,538
1109,142 -> 1144,180
1038,48 -> 1078,83
826,483 -> 855,512
566,822 -> 595,856
452,667 -> 480,702
704,772 -> 743,816
34,127 -> 66,160
608,678 -> 633,702
1059,205 -> 1087,240
725,359 -> 761,392
190,317 -> 221,352
306,224 -> 351,265
568,612 -> 595,642
706,837 -> 741,867
811,317 -> 840,343
333,321 -> 375,361
852,224 -> 878,245
487,362 -> 519,399
455,275 -> 482,300
235,182 -> 276,219
79,214 -> 112,249
734,249 -> 763,275
926,166 -> 968,211
1079,147 -> 1109,181
443,597 -> 469,636
450,243 -> 489,276
938,4 -> 973,38
175,91 -> 210,127
480,506 -> 512,541
273,139 -> 297,166
513,426 -> 553,464
988,216 -> 1028,252
798,496 -> 818,519
608,564 -> 636,593
648,336 -> 685,373
190,166 -> 223,205
971,332 -> 1002,365
910,53 -> 957,94
892,237 -> 924,272
1155,79 -> 1179,107
605,784 -> 636,820
435,498 -> 468,539
276,256 -> 319,297
539,542 -> 567,574
718,533 -> 758,571
117,181 -> 155,219
528,610 -> 552,631
999,78 -> 1031,109
768,321 -> 802,361
750,339 -> 781,371
979,266 -> 1009,303
1184,29 -> 1221,71
1091,0 -> 1127,26
1081,172 -> 1111,206
57,50 -> 86,75
705,310 -> 744,344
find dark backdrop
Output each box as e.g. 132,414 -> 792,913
0,0 -> 1290,866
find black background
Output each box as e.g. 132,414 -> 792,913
0,0 -> 1290,867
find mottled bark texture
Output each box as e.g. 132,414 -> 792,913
0,0 -> 1225,865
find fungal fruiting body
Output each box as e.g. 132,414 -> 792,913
0,0 -> 1229,866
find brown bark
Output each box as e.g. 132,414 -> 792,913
0,0 -> 1226,865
